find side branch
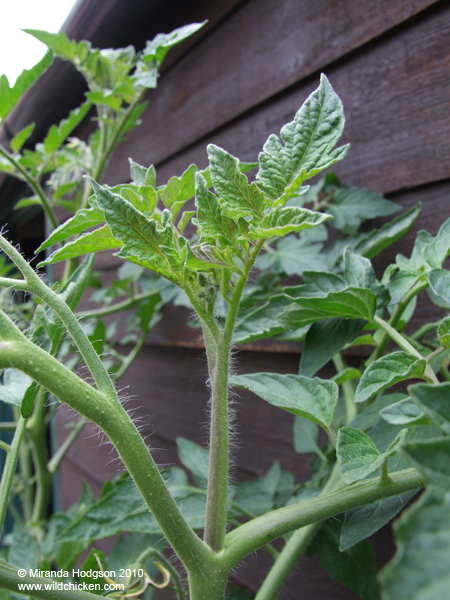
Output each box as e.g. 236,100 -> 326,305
223,467 -> 423,569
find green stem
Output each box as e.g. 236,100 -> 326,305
0,416 -> 27,537
0,146 -> 59,231
26,388 -> 52,524
0,235 -> 117,401
0,316 -> 212,575
254,463 -> 342,600
137,549 -> 185,600
47,419 -> 86,475
332,353 -> 357,422
223,467 -> 423,569
370,280 -> 429,363
0,441 -> 10,453
380,459 -> 391,485
373,315 -> 439,384
204,240 -> 264,552
76,290 -> 159,319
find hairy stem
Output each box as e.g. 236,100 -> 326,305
0,416 -> 27,537
223,467 -> 423,569
27,388 -> 51,524
204,240 -> 264,552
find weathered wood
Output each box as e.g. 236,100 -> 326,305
125,1 -> 450,198
104,0 -> 440,185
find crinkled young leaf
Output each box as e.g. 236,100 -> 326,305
380,485 -> 450,600
38,225 -> 121,266
10,122 -> 36,154
337,426 -> 407,484
160,163 -> 198,219
256,74 -> 349,203
208,144 -> 265,219
231,373 -> 338,429
409,382 -> 450,435
249,206 -> 331,239
87,178 -> 182,276
437,317 -> 450,349
0,51 -> 53,121
351,393 -> 408,431
328,187 -> 399,234
386,271 -> 421,306
300,318 -> 365,377
176,437 -> 209,487
308,519 -> 379,600
380,397 -> 429,426
194,172 -> 239,248
340,491 -> 417,551
355,352 -> 427,403
36,207 -> 105,252
0,369 -> 32,408
353,203 -> 421,260
43,100 -> 92,154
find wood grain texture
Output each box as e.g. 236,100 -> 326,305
104,0 -> 440,184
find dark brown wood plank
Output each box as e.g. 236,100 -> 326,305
104,0 -> 439,185
122,1 -> 450,198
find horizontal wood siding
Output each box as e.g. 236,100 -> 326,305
5,0 -> 448,596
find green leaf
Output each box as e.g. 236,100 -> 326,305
340,491 -> 417,551
351,393 -> 408,431
428,268 -> 450,307
79,549 -> 106,595
293,416 -> 321,455
21,381 -> 39,418
256,74 -> 349,203
423,215 -> 450,268
354,203 -> 421,259
36,207 -> 105,252
194,172 -> 239,248
38,225 -> 121,266
409,382 -> 450,435
300,318 -> 365,377
308,519 -> 378,600
256,230 -> 329,276
128,159 -> 156,187
355,352 -> 427,403
43,101 -> 91,154
380,486 -> 450,600
0,51 -> 53,121
249,206 -> 331,239
176,437 -> 209,487
380,397 -> 429,426
437,317 -> 450,349
9,520 -> 39,571
10,123 -> 35,153
57,471 -> 205,542
231,373 -> 338,429
0,369 -> 32,407
343,248 -> 376,290
402,437 -> 450,490
87,178 -> 182,279
234,295 -> 290,344
208,144 -> 265,219
337,426 -> 407,484
328,187 -> 399,234
160,164 -> 198,219
141,22 -> 206,66
281,285 -> 376,328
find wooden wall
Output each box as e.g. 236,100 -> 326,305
3,0 -> 450,597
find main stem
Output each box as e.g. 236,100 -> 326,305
204,240 -> 264,552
